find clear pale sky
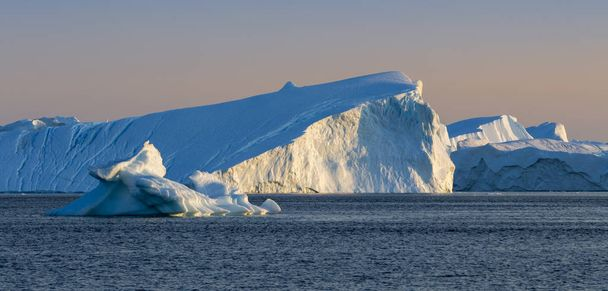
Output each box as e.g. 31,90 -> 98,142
1,1 -> 607,140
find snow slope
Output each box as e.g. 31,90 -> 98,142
452,139 -> 608,191
0,71 -> 454,193
0,116 -> 78,133
526,122 -> 568,142
447,115 -> 532,150
50,142 -> 280,216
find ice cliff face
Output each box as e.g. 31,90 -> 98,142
452,139 -> 608,191
0,71 -> 454,193
526,122 -> 568,142
202,90 -> 454,193
447,115 -> 532,150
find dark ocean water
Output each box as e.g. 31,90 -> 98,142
2,193 -> 608,290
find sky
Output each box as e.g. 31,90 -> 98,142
1,0 -> 607,141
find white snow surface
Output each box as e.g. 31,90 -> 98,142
49,142 -> 280,216
188,171 -> 236,198
452,139 -> 608,191
526,122 -> 569,142
0,71 -> 453,193
0,116 -> 79,133
91,141 -> 166,181
447,115 -> 532,150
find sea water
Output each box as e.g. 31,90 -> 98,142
1,193 -> 608,290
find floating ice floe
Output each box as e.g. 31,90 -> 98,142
49,142 -> 281,217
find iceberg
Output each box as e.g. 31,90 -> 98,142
50,142 -> 281,216
451,139 -> 608,191
447,115 -> 532,150
448,115 -> 607,191
0,71 -> 454,193
526,122 -> 569,142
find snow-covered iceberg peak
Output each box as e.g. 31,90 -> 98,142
526,122 -> 568,142
415,80 -> 424,96
91,141 -> 166,181
50,142 -> 281,217
447,115 -> 532,150
279,81 -> 298,91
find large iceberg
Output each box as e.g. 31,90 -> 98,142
0,71 -> 454,193
452,139 -> 608,191
448,115 -> 608,191
50,142 -> 280,217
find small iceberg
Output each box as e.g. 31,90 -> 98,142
49,142 -> 281,217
